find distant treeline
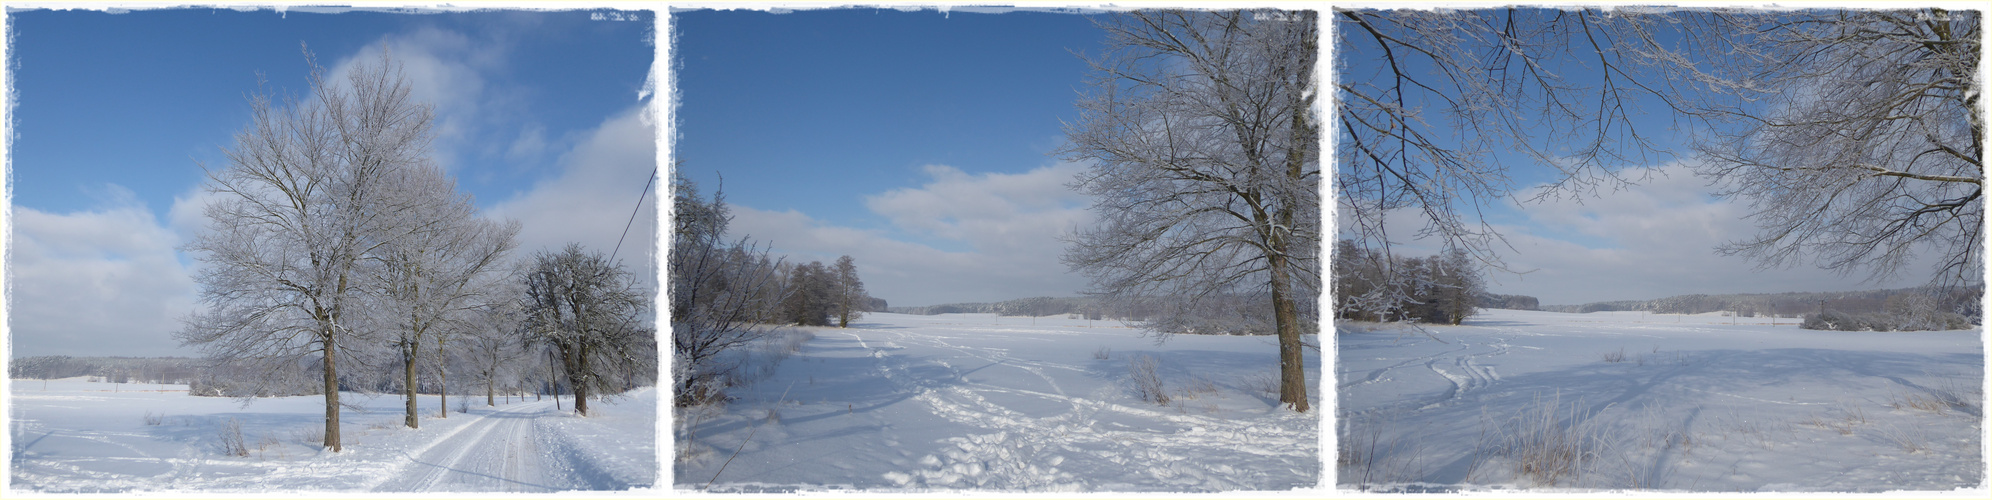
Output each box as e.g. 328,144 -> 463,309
887,294 -> 1301,336
11,355 -> 590,399
9,356 -> 201,384
1479,293 -> 1540,311
1540,287 -> 1982,319
896,296 -> 1131,320
889,296 -> 1114,319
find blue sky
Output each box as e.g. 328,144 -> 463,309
8,6 -> 1958,356
7,8 -> 658,357
1332,7 -> 1940,305
673,8 -> 1108,307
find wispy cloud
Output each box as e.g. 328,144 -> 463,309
485,106 -> 659,286
729,163 -> 1095,307
326,26 -> 547,176
1375,163 -> 1938,305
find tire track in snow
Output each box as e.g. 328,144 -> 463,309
373,400 -> 595,492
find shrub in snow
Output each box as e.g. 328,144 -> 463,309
218,418 -> 249,457
1128,355 -> 1169,405
1801,310 -> 1974,332
1497,393 -> 1605,486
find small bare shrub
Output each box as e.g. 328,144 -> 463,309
293,425 -> 325,446
1872,424 -> 1929,453
1242,373 -> 1279,396
1340,412 -> 1427,490
253,435 -> 284,459
1185,377 -> 1218,397
456,397 -> 471,414
1092,346 -> 1112,360
1601,348 -> 1626,363
1496,392 -> 1605,486
143,412 -> 164,426
1886,390 -> 1953,415
218,418 -> 249,457
1128,355 -> 1169,405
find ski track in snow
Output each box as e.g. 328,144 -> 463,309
691,315 -> 1320,492
855,326 -> 1308,491
373,400 -> 574,492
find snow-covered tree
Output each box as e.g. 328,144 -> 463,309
1339,8 -> 1981,292
178,48 -> 436,452
832,255 -> 867,328
371,165 -> 520,428
522,244 -> 650,417
1333,241 -> 1487,325
780,262 -> 836,327
1432,248 -> 1485,325
461,300 -> 525,406
1682,10 -> 1981,290
670,171 -> 788,406
1062,9 -> 1320,413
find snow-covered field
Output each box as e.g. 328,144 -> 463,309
676,312 -> 1323,492
1338,308 -> 1985,492
8,377 -> 656,493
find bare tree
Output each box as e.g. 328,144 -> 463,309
780,262 -> 836,327
1062,10 -> 1320,412
463,296 -> 527,407
831,255 -> 867,328
178,47 -> 435,452
1678,9 -> 1982,289
1433,247 -> 1485,325
372,167 -> 520,427
670,172 -> 789,406
522,244 -> 650,417
1336,7 -> 1981,290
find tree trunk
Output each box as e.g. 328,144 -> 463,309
403,342 -> 419,428
323,334 -> 343,452
1269,251 -> 1310,413
549,352 -> 562,411
436,339 -> 447,418
572,343 -> 592,417
487,378 -> 496,406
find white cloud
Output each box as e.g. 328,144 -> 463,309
1371,163 -> 1936,305
326,27 -> 539,174
486,106 -> 659,288
729,163 -> 1095,307
8,186 -> 199,357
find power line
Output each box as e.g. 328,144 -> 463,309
609,165 -> 658,265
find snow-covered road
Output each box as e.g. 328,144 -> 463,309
373,399 -> 621,492
9,379 -> 655,493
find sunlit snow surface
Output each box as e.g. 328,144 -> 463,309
8,378 -> 656,492
675,312 -> 1323,492
1338,308 -> 1985,492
